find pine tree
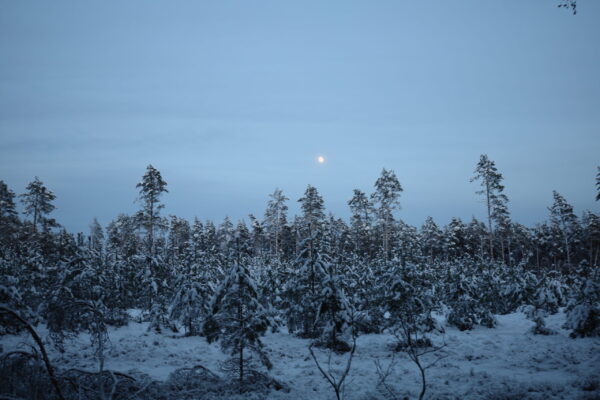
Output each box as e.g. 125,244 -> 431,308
444,218 -> 468,260
0,180 -> 18,222
248,214 -> 266,257
20,177 -> 57,232
492,199 -> 511,264
316,260 -> 353,352
596,166 -> 600,201
524,274 -> 565,335
89,218 -> 104,253
135,165 -> 168,255
371,169 -> 403,260
234,220 -> 252,258
395,220 -> 420,265
510,223 -> 534,266
0,180 -> 19,246
218,216 -> 235,259
299,185 -> 326,236
470,155 -> 508,260
105,214 -> 139,311
208,260 -> 271,389
564,271 -> 600,338
169,276 -> 210,336
582,212 -> 600,267
264,188 -> 289,258
348,189 -> 374,258
203,220 -> 219,253
465,218 -> 488,260
167,215 -> 190,260
549,191 -> 579,267
420,217 -> 443,263
445,262 -> 497,330
386,264 -> 437,339
286,185 -> 328,337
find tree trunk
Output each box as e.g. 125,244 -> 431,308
563,233 -> 571,267
149,197 -> 155,256
486,181 -> 494,260
239,344 -> 244,391
238,269 -> 244,391
417,361 -> 426,400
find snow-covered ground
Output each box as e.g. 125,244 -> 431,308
1,311 -> 598,399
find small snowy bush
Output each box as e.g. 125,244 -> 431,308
447,294 -> 496,331
564,303 -> 600,338
564,275 -> 600,338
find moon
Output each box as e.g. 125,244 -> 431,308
317,155 -> 326,164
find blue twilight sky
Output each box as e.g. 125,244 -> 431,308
0,1 -> 598,233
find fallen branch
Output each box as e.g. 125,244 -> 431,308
60,367 -> 136,381
177,364 -> 221,379
0,350 -> 39,361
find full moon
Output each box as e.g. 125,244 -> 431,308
317,155 -> 326,164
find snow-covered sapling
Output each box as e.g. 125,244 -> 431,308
206,260 -> 272,391
564,275 -> 600,338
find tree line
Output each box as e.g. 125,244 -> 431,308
0,156 -> 599,396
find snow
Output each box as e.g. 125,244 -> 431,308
1,310 -> 598,399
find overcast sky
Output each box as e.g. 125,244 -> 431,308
1,0 -> 598,233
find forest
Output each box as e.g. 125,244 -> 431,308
1,156 -> 599,400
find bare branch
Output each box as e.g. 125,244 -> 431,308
0,306 -> 65,400
308,335 -> 357,400
108,370 -> 117,400
374,353 -> 400,399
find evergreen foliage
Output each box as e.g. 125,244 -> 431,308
206,261 -> 271,388
1,164 -> 599,399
